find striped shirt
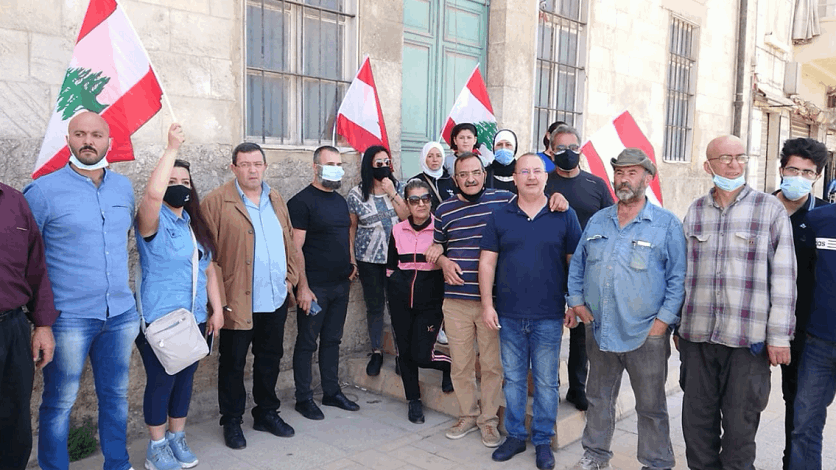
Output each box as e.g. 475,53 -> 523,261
679,185 -> 797,348
434,189 -> 515,300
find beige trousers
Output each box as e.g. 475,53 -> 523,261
442,297 -> 503,427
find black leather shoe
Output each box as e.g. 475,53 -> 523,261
492,437 -> 526,461
222,419 -> 247,449
408,399 -> 425,424
322,391 -> 360,411
535,444 -> 555,469
441,370 -> 454,393
366,352 -> 383,376
253,411 -> 295,437
295,399 -> 325,420
566,389 -> 589,411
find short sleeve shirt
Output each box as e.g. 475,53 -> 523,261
288,185 -> 352,285
545,170 -> 614,229
347,181 -> 404,264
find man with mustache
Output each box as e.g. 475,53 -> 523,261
544,124 -> 613,411
24,111 -> 140,470
566,148 -> 686,470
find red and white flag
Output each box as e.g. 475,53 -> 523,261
581,111 -> 664,206
33,0 -> 164,178
440,64 -> 497,151
335,56 -> 389,153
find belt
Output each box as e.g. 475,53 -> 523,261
0,307 -> 23,323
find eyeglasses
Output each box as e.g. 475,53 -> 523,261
553,144 -> 580,152
782,166 -> 819,180
708,154 -> 749,165
517,168 -> 545,176
406,194 -> 432,206
236,161 -> 265,169
455,169 -> 484,179
373,159 -> 391,168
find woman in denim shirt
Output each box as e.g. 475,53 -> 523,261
135,124 -> 224,470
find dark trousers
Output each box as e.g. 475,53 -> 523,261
780,334 -> 806,470
679,338 -> 771,470
357,261 -> 387,351
218,301 -> 288,424
0,309 -> 34,470
136,323 -> 206,426
568,322 -> 588,394
293,281 -> 350,402
388,296 -> 450,401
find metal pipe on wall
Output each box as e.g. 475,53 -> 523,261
733,0 -> 748,136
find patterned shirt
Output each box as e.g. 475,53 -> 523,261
434,189 -> 516,300
679,185 -> 796,348
347,181 -> 404,264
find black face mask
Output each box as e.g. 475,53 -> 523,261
554,149 -> 580,171
459,186 -> 486,203
372,166 -> 392,181
164,184 -> 191,208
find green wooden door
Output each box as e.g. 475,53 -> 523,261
401,0 -> 490,178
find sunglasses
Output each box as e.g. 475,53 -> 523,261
406,194 -> 432,206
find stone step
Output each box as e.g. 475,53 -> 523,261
348,335 -> 682,450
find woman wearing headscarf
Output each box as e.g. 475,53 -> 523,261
410,141 -> 456,212
485,129 -> 519,193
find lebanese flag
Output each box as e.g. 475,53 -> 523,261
335,56 -> 389,153
440,64 -> 497,151
581,111 -> 664,206
33,0 -> 163,178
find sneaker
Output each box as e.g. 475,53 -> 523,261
441,370 -> 454,393
445,416 -> 478,439
165,431 -> 198,469
437,328 -> 449,344
491,436 -> 526,461
573,456 -> 610,470
145,440 -> 180,470
535,444 -> 555,469
408,399 -> 425,424
480,422 -> 502,447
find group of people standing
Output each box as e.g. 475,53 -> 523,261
2,108 -> 835,470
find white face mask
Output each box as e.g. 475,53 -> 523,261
69,153 -> 109,171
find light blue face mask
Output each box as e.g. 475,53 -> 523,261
319,164 -> 345,182
494,148 -> 514,165
780,176 -> 813,201
712,173 -> 746,192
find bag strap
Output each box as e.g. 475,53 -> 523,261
135,223 -> 200,334
420,173 -> 443,205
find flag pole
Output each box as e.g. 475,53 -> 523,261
114,0 -> 178,123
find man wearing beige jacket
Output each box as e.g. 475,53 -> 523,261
202,142 -> 300,451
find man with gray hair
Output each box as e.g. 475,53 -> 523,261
545,123 -> 614,411
288,145 -> 360,421
566,148 -> 686,470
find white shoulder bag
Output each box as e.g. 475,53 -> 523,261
136,227 -> 209,375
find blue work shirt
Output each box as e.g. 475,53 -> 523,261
135,205 -> 211,324
567,200 -> 686,353
23,164 -> 136,320
236,180 -> 287,312
480,201 -> 582,320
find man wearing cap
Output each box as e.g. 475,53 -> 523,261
485,129 -> 518,193
678,135 -> 795,470
545,123 -> 614,411
567,148 -> 686,470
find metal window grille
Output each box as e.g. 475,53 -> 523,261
820,0 -> 836,17
663,17 -> 696,162
532,0 -> 585,152
246,0 -> 355,145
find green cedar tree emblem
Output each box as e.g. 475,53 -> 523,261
474,120 -> 498,151
57,67 -> 111,120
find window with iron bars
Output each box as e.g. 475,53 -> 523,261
663,17 -> 697,162
532,0 -> 586,152
246,0 -> 356,145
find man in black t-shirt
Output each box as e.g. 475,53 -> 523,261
544,124 -> 614,411
288,145 -> 360,421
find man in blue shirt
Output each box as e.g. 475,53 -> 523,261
789,201 -> 836,469
480,153 -> 582,470
24,111 -> 140,470
566,149 -> 686,470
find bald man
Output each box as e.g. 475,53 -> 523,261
24,111 -> 140,470
676,135 -> 796,470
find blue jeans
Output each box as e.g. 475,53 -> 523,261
38,308 -> 140,470
790,334 -> 836,470
498,317 -> 562,446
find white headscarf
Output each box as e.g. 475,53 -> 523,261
493,129 -> 518,156
421,141 -> 446,179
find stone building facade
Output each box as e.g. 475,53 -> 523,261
2,0 -> 830,444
